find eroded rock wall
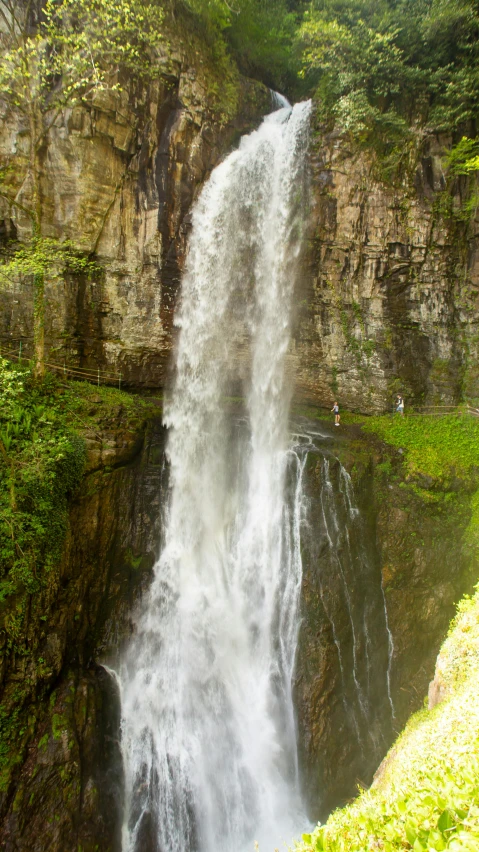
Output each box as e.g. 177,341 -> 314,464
0,20 -> 270,386
0,410 -> 167,851
293,132 -> 479,412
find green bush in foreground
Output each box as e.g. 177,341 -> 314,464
295,588 -> 479,852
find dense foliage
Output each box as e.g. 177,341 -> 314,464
172,0 -> 479,181
298,0 -> 479,135
0,359 -> 86,611
171,0 -> 479,142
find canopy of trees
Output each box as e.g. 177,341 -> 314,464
181,0 -> 479,173
174,0 -> 479,152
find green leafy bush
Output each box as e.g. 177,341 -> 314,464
0,359 -> 86,615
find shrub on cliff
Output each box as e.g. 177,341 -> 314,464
0,359 -> 86,620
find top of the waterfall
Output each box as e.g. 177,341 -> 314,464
271,90 -> 291,110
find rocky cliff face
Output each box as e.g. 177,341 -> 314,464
294,421 -> 476,820
3,93 -> 478,411
3,25 -> 478,414
0,17 -> 270,386
0,405 -> 167,851
293,130 -> 479,412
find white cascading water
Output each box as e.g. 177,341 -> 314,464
119,99 -> 312,852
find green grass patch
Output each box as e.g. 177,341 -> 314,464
360,414 -> 479,483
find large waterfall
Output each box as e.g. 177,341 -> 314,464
119,100 -> 312,852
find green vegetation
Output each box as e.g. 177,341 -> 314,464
176,0 -> 305,91
298,0 -> 479,146
360,413 -> 479,484
296,586 -> 479,852
0,356 -> 160,791
0,357 -> 157,634
0,358 -> 86,612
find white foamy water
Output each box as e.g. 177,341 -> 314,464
119,100 -> 312,852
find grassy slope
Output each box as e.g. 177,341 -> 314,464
295,411 -> 479,852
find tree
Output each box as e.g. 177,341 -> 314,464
297,0 -> 479,142
0,0 -> 164,377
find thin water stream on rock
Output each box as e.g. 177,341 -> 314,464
119,99 -> 312,852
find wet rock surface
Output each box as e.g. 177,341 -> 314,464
294,421 -> 476,821
1,668 -> 123,852
0,412 -> 167,851
0,26 -> 270,387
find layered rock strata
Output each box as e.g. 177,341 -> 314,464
293,133 -> 479,411
0,22 -> 270,387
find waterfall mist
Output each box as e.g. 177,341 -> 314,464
119,100 -> 312,852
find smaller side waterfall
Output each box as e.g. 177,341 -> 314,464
294,436 -> 397,817
318,454 -> 395,737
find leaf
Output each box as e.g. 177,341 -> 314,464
406,823 -> 418,845
437,810 -> 454,832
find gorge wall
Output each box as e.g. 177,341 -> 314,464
2,63 -> 479,411
1,410 -> 475,850
0,11 -> 270,387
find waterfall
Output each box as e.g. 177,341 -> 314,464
119,99 -> 312,852
297,441 -> 396,764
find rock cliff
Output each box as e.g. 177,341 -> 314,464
293,129 -> 479,412
0,13 -> 270,387
3,90 -> 478,411
2,22 -> 478,413
0,399 -> 167,851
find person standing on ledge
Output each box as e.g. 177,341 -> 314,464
332,401 -> 340,426
396,394 -> 405,416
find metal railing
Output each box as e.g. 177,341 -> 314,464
394,404 -> 479,418
0,338 -> 123,389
